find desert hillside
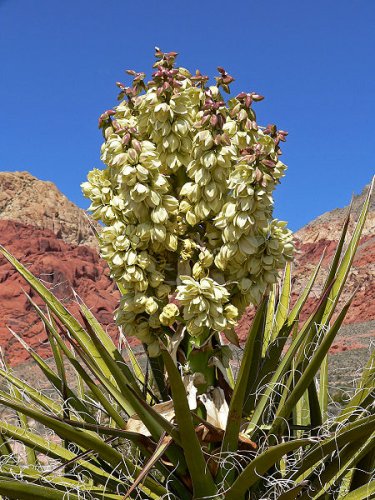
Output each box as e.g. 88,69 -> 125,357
0,171 -> 99,247
293,184 -> 375,326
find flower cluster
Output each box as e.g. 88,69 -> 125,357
82,49 -> 294,353
176,276 -> 237,337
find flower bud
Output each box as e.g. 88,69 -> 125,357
192,262 -> 205,280
159,303 -> 180,326
145,297 -> 158,315
155,284 -> 171,299
199,249 -> 214,268
224,304 -> 239,322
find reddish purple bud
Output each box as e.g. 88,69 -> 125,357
201,115 -> 211,126
217,114 -> 225,128
210,114 -> 218,127
264,124 -> 277,136
245,95 -> 252,108
132,139 -> 142,153
214,134 -> 221,145
221,133 -> 231,146
262,159 -> 276,169
112,120 -> 120,131
223,75 -> 234,84
122,133 -> 131,145
278,130 -> 288,140
154,47 -> 163,57
254,167 -> 263,182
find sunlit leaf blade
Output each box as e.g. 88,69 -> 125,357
271,262 -> 291,341
349,445 -> 375,492
0,245 -> 121,386
50,417 -> 189,499
0,481 -> 81,500
32,301 -> 128,427
307,381 -> 322,432
0,476 -> 127,500
7,327 -> 95,423
271,295 -> 353,435
0,397 -> 167,497
24,276 -> 176,443
288,415 -> 375,483
224,439 -> 312,499
319,354 -> 328,422
244,319 -> 295,417
245,283 -> 335,437
300,434 -> 374,499
277,482 -> 309,500
77,297 -> 142,395
344,480 -> 375,500
288,252 -> 324,326
161,346 -> 217,498
10,385 -> 38,466
0,366 -> 61,414
0,433 -> 13,458
262,285 -> 276,356
321,178 -> 374,326
0,419 -> 124,485
221,299 -> 267,459
321,204 -> 351,293
120,331 -> 146,387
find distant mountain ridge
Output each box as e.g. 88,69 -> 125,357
295,183 -> 374,242
292,182 -> 374,323
0,171 -> 373,365
0,171 -> 98,247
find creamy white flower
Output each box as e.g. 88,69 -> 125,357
83,56 -> 294,345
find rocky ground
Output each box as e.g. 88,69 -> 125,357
328,320 -> 374,397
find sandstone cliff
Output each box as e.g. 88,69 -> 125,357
293,184 -> 375,325
0,171 -> 98,247
0,220 -> 120,364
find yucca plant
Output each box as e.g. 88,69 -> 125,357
0,49 -> 373,499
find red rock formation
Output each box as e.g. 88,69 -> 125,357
0,220 -> 120,365
292,184 -> 375,326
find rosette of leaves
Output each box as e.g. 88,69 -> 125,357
81,49 -> 294,363
0,180 -> 373,499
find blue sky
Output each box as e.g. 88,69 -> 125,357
0,0 -> 374,231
